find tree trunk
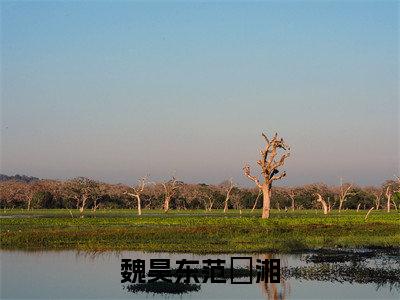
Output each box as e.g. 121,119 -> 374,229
321,202 -> 328,214
79,195 -> 87,217
317,194 -> 328,215
261,186 -> 271,219
356,203 -> 361,212
385,186 -> 392,213
365,207 -> 374,220
375,197 -> 380,210
251,191 -> 261,213
137,196 -> 142,216
392,199 -> 398,211
223,199 -> 229,213
164,197 -> 170,212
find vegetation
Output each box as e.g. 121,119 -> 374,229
1,209 -> 399,253
1,175 -> 399,214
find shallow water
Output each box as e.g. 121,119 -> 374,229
1,250 -> 398,299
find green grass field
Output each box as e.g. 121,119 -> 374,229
1,209 -> 399,253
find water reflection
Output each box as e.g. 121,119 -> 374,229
123,266 -> 257,295
125,282 -> 201,295
257,254 -> 291,300
1,249 -> 399,299
281,249 -> 400,292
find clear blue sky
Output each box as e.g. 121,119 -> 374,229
1,1 -> 398,186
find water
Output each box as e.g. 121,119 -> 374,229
1,250 -> 399,299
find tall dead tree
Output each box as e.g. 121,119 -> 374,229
395,175 -> 400,210
338,178 -> 352,212
162,177 -> 179,212
231,192 -> 243,214
126,177 -> 149,216
203,194 -> 214,212
364,186 -> 382,210
385,186 -> 392,213
383,179 -> 399,212
373,190 -> 382,210
223,179 -> 234,213
243,132 -> 290,219
316,193 -> 328,215
288,188 -> 296,211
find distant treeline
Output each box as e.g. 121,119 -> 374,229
0,175 -> 399,212
0,174 -> 39,183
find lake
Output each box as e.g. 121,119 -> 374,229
1,250 -> 399,299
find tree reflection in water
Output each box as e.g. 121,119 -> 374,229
257,254 -> 291,300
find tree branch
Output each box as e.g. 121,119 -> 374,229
243,164 -> 262,189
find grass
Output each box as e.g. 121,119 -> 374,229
1,209 -> 399,253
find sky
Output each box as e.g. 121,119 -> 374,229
1,1 -> 398,187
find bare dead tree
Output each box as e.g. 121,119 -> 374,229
383,178 -> 399,212
243,132 -> 290,219
316,193 -> 328,215
363,186 -> 382,210
288,188 -> 296,211
251,190 -> 262,212
64,178 -> 99,217
338,178 -> 353,212
125,177 -> 150,216
374,190 -> 382,210
223,178 -> 234,213
385,186 -> 392,212
231,192 -> 243,214
162,177 -> 179,212
365,207 -> 374,220
394,175 -> 400,210
203,194 -> 214,212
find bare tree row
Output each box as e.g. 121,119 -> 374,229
1,175 -> 398,215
